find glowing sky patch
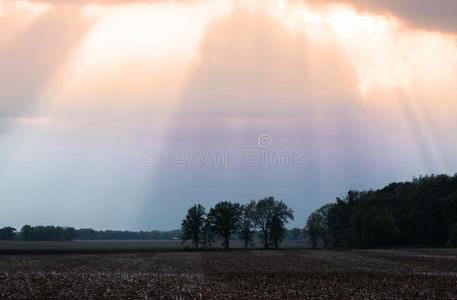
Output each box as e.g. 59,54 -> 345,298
0,0 -> 456,230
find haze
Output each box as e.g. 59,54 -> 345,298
1,0 -> 456,230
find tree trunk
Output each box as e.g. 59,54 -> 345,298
374,230 -> 377,249
312,230 -> 318,249
263,229 -> 269,249
225,235 -> 229,249
358,226 -> 362,245
274,232 -> 278,249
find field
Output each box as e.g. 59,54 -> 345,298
0,240 -> 306,254
1,243 -> 457,299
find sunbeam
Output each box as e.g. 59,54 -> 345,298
0,0 -> 456,230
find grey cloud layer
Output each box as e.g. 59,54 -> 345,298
25,0 -> 457,33
28,0 -> 186,6
308,0 -> 457,34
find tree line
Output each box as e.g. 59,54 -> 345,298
305,174 -> 457,248
0,226 -> 182,241
0,224 -> 303,243
0,227 -> 16,240
75,229 -> 182,240
4,174 -> 456,248
21,225 -> 76,241
181,197 -> 294,249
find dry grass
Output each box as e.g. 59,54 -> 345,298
1,248 -> 457,299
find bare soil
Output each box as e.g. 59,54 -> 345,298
1,247 -> 456,299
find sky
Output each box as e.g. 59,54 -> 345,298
0,0 -> 456,230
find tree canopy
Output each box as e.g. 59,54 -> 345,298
181,204 -> 206,249
20,225 -> 76,241
245,197 -> 294,249
307,174 -> 457,248
182,197 -> 294,250
207,201 -> 243,249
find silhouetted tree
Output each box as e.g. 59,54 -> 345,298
181,204 -> 206,249
201,218 -> 216,248
63,227 -> 76,241
316,174 -> 457,248
21,225 -> 32,241
0,227 -> 16,240
269,215 -> 286,249
246,197 -> 294,249
317,204 -> 332,248
327,198 -> 351,247
19,225 -> 75,241
350,207 -> 396,248
239,220 -> 254,249
441,191 -> 457,244
75,228 -> 182,240
448,223 -> 457,248
306,211 -> 324,249
207,201 -> 242,249
239,207 -> 255,249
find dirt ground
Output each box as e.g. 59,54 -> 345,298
0,240 -> 307,253
1,248 -> 457,299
